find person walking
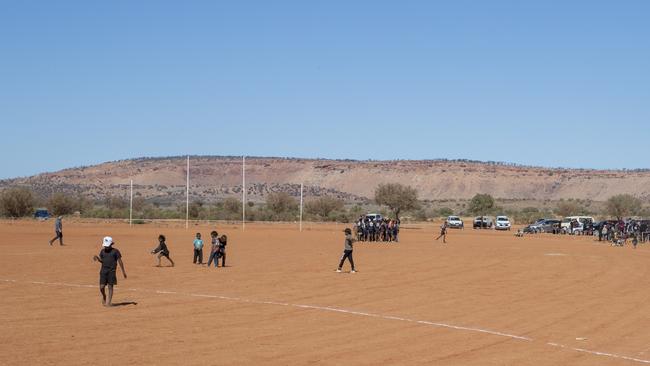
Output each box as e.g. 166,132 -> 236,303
93,237 -> 127,307
48,216 -> 64,246
336,228 -> 357,273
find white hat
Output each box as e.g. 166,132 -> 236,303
102,236 -> 113,247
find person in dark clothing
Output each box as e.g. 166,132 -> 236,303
435,222 -> 448,243
218,234 -> 227,267
93,236 -> 127,307
206,231 -> 220,268
337,228 -> 357,273
151,234 -> 175,267
48,216 -> 64,246
193,232 -> 204,264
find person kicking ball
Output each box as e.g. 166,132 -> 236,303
435,222 -> 448,244
336,228 -> 357,273
93,237 -> 127,307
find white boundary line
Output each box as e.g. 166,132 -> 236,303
2,278 -> 650,364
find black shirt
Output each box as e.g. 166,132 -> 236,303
153,241 -> 170,255
99,248 -> 122,271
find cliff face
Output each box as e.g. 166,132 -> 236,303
2,156 -> 649,203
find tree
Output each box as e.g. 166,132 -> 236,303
437,207 -> 454,217
132,197 -> 146,211
606,194 -> 641,219
47,193 -> 76,216
266,192 -> 298,220
305,196 -> 344,219
468,194 -> 495,215
374,183 -> 419,220
223,197 -> 242,215
105,195 -> 128,210
0,187 -> 35,217
555,200 -> 586,217
188,200 -> 204,219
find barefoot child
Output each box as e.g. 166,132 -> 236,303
151,234 -> 175,267
193,233 -> 204,264
336,228 -> 357,273
93,237 -> 127,306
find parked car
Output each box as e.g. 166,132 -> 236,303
473,216 -> 493,229
528,218 -> 561,233
365,213 -> 383,222
34,209 -> 50,220
495,216 -> 512,230
561,216 -> 594,234
446,216 -> 464,229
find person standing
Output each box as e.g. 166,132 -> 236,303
193,233 -> 204,264
218,234 -> 227,267
435,222 -> 448,243
336,228 -> 357,273
206,231 -> 220,268
151,234 -> 175,267
48,216 -> 64,246
93,237 -> 127,307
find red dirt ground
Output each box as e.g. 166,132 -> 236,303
1,220 -> 650,365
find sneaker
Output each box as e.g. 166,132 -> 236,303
336,269 -> 342,273
351,270 -> 357,273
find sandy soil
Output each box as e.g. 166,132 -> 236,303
1,220 -> 650,365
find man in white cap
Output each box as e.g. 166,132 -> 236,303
93,237 -> 127,306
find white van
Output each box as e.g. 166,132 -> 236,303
561,216 -> 594,233
365,213 -> 383,222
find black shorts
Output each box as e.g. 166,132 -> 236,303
55,231 -> 63,239
100,269 -> 117,286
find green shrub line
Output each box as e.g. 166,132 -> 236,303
1,187 -> 648,224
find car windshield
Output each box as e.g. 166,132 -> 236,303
497,217 -> 508,221
449,217 -> 459,220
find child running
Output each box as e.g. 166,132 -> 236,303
336,228 -> 357,273
206,231 -> 220,268
93,236 -> 127,307
435,222 -> 448,243
151,234 -> 175,267
193,232 -> 204,264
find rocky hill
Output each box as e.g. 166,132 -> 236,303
2,156 -> 650,204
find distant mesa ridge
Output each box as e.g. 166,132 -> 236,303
1,156 -> 649,203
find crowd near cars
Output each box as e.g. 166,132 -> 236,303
443,214 -> 649,247
522,216 -> 650,246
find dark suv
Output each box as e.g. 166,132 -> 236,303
473,216 -> 493,229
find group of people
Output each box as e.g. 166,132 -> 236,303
354,216 -> 400,243
192,231 -> 228,267
90,228 -> 229,307
596,219 -> 650,248
520,216 -> 650,249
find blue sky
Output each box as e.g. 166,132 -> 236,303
1,1 -> 649,179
